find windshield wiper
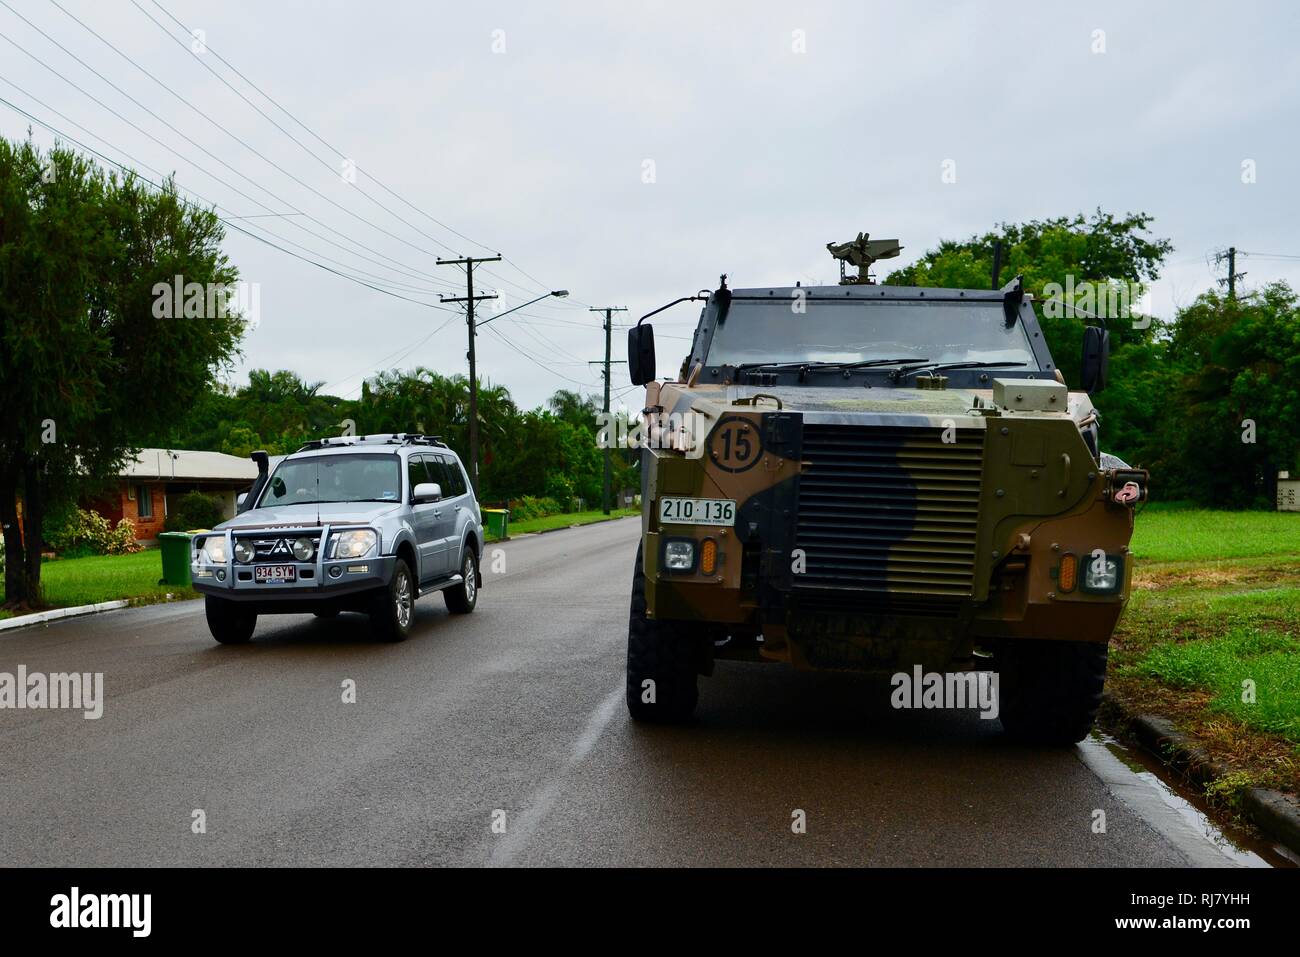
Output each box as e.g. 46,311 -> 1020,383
889,360 -> 1029,383
742,358 -> 931,374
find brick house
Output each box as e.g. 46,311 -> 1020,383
90,449 -> 259,542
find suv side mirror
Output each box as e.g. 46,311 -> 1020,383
628,324 -> 656,386
236,492 -> 247,509
1081,326 -> 1110,394
413,482 -> 442,503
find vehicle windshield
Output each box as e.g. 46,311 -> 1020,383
706,299 -> 1039,368
259,453 -> 402,507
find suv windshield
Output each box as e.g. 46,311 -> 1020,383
706,299 -> 1038,368
260,453 -> 402,507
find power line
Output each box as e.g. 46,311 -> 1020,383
134,0 -> 583,306
139,0 -> 492,258
0,73 -> 453,298
36,0 -> 462,292
0,39 -> 455,295
1239,251 -> 1300,261
320,314 -> 461,396
484,326 -> 602,388
4,1 -> 475,293
0,73 -> 452,298
0,94 -> 454,311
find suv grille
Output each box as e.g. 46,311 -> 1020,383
794,424 -> 985,598
234,535 -> 321,563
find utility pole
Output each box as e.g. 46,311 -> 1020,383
589,306 -> 627,513
438,255 -> 501,497
1215,247 -> 1246,300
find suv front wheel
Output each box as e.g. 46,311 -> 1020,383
369,558 -> 415,642
205,596 -> 257,645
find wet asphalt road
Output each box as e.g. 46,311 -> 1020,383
0,518 -> 1265,867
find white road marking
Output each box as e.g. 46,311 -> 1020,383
489,680 -> 625,866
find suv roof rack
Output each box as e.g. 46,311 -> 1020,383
293,433 -> 448,453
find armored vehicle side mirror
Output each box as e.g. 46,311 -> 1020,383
1081,326 -> 1110,394
413,482 -> 442,503
628,324 -> 657,385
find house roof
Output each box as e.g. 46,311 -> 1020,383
122,449 -> 259,483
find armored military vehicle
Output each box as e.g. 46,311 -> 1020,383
624,237 -> 1148,743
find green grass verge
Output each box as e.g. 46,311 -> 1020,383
487,508 -> 637,540
1129,626 -> 1300,743
1130,508 -> 1300,563
0,549 -> 197,615
1112,512 -> 1300,795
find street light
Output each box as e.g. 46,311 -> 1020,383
475,289 -> 569,329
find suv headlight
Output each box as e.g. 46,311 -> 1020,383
1083,553 -> 1123,593
198,536 -> 228,564
329,529 -> 377,560
233,539 -> 254,563
292,537 -> 315,561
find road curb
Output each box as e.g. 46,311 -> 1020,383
1103,694 -> 1300,857
0,599 -> 131,634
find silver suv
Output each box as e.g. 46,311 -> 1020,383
191,433 -> 484,644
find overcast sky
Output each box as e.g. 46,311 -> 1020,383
4,0 -> 1299,412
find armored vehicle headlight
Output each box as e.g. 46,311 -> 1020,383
233,539 -> 255,563
292,537 -> 315,561
663,539 -> 696,572
199,537 -> 228,564
1082,553 -> 1122,594
330,529 -> 376,560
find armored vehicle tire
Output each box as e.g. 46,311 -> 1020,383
626,545 -> 699,723
997,639 -> 1108,745
205,596 -> 257,645
369,558 -> 415,642
444,548 -> 479,614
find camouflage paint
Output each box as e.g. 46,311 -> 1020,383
636,303 -> 1147,674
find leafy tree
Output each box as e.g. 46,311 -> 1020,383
1161,284 -> 1300,506
0,137 -> 244,607
219,425 -> 265,459
884,210 -> 1173,469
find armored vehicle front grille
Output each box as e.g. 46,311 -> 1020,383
794,424 -> 985,598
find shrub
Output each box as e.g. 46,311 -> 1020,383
164,491 -> 225,532
543,472 -> 577,512
508,496 -> 564,522
47,508 -> 143,556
